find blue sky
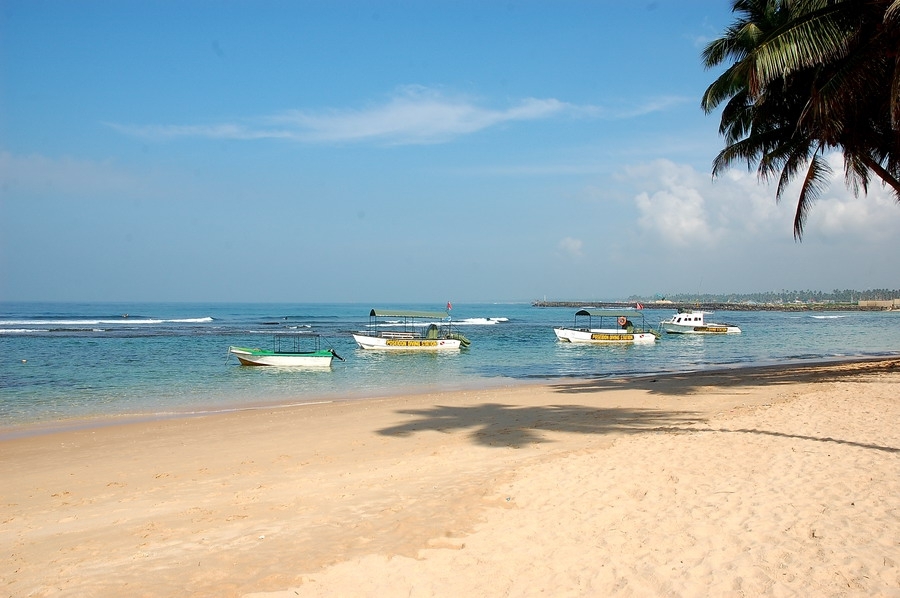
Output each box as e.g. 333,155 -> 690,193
2,1 -> 897,304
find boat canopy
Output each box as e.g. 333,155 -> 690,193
575,309 -> 644,318
369,309 -> 449,319
273,331 -> 321,337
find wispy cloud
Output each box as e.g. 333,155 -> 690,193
268,86 -> 569,144
106,85 -> 683,146
107,86 -> 569,145
558,236 -> 584,258
613,95 -> 689,119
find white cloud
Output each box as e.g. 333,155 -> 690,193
107,86 -> 570,145
270,86 -> 568,144
558,236 -> 584,258
813,195 -> 886,238
630,159 -> 731,246
613,95 -> 689,119
106,86 -> 686,146
634,186 -> 717,247
627,155 -> 900,248
801,153 -> 900,241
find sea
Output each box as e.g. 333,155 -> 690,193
2,301 -> 899,435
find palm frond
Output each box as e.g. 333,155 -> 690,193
843,150 -> 869,197
885,0 -> 900,23
773,138 -> 815,200
702,62 -> 753,113
752,5 -> 852,91
793,151 -> 833,240
703,0 -> 900,241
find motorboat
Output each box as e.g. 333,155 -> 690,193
352,308 -> 470,350
554,309 -> 659,344
658,310 -> 741,334
229,333 -> 344,366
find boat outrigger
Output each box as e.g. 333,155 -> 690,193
229,333 -> 344,367
554,309 -> 659,344
352,309 -> 471,350
658,310 -> 742,334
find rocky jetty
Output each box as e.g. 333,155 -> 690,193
531,300 -> 882,312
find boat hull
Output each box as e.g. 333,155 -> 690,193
554,327 -> 657,344
229,346 -> 334,367
352,333 -> 462,350
660,323 -> 741,334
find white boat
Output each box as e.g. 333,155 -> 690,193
352,309 -> 471,350
658,310 -> 741,334
229,333 -> 344,367
554,309 -> 659,344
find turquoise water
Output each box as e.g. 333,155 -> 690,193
2,302 -> 899,431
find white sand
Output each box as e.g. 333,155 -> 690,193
3,359 -> 899,597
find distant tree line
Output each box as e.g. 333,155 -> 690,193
633,289 -> 899,304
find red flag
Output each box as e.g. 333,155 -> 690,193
447,301 -> 452,311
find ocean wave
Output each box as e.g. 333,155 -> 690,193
809,315 -> 847,319
245,327 -> 315,334
369,317 -> 509,328
452,317 -> 509,325
48,328 -> 107,333
249,325 -> 313,331
167,317 -> 215,323
0,328 -> 50,334
0,316 -> 214,326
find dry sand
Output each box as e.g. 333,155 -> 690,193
2,358 -> 900,597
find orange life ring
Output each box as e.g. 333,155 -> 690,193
617,316 -> 627,326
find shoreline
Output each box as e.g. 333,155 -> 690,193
0,372 -> 531,441
3,356 -> 899,596
2,353 -> 897,442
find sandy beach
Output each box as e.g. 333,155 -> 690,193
3,358 -> 899,597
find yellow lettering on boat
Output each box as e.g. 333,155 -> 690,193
590,333 -> 634,341
386,339 -> 439,347
696,327 -> 728,333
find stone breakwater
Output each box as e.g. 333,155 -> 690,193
531,300 -> 887,312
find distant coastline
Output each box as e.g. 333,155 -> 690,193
532,300 -> 894,312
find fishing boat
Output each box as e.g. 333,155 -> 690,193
658,310 -> 742,334
229,333 -> 344,367
352,309 -> 471,350
554,309 -> 659,344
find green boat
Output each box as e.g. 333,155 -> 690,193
230,333 -> 344,367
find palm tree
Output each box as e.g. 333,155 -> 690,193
702,0 -> 900,239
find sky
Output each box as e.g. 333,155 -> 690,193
1,1 -> 898,304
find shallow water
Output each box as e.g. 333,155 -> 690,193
2,302 -> 899,427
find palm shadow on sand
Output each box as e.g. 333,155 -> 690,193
377,358 -> 900,451
549,356 -> 900,397
377,403 -> 703,448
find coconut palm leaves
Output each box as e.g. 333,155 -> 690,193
702,0 -> 900,239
